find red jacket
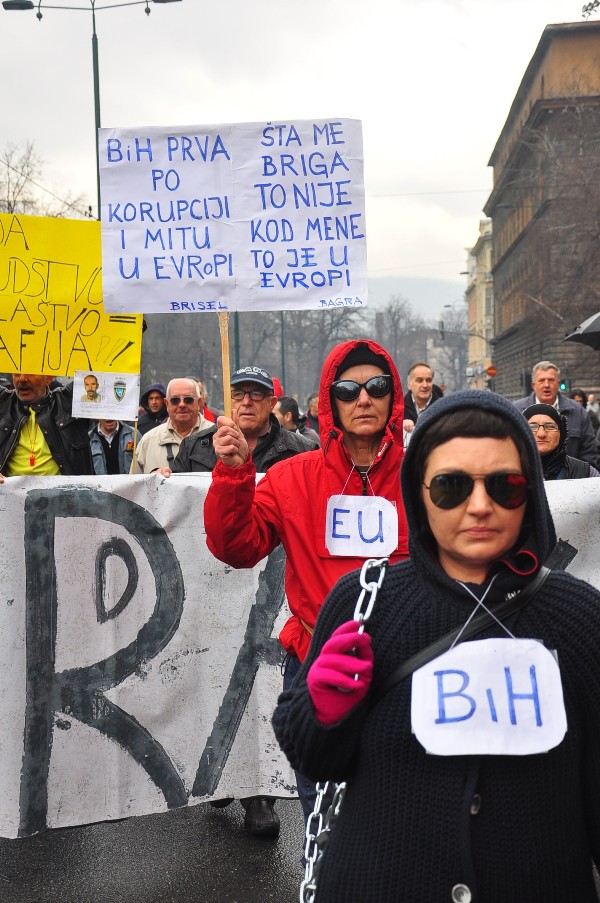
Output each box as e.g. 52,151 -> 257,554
204,340 -> 409,661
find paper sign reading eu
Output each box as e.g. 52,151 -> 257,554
325,495 -> 398,556
411,638 -> 567,756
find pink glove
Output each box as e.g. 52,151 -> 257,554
307,620 -> 373,725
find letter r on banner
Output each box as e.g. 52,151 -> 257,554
19,488 -> 186,837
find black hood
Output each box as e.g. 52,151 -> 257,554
401,390 -> 556,585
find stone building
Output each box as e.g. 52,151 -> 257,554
484,21 -> 600,399
465,219 -> 494,390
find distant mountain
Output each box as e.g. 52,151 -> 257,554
367,276 -> 466,322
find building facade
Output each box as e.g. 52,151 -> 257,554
484,21 -> 600,398
465,219 -> 494,390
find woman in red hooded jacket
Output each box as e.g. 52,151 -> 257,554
204,340 -> 409,818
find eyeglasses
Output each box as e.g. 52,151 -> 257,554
423,472 -> 528,510
168,395 -> 196,406
331,375 -> 392,402
231,388 -> 270,402
528,422 -> 559,433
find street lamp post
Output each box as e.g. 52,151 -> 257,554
2,0 -> 182,219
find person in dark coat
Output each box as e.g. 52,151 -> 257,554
273,389 -> 600,903
160,364 -> 316,839
513,360 -> 597,466
171,371 -> 316,474
0,374 -> 93,478
523,403 -> 600,479
137,383 -> 168,436
402,361 -> 443,433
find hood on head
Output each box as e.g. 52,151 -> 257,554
140,383 -> 167,410
401,390 -> 556,573
318,340 -> 404,447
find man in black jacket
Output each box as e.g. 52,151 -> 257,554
172,366 -> 317,474
403,362 -> 443,433
0,374 -> 93,479
162,365 -> 316,838
137,383 -> 168,436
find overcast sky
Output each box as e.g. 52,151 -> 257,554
1,0 -> 590,314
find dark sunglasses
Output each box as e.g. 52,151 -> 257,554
423,471 -> 528,510
168,395 -> 196,406
331,374 -> 392,402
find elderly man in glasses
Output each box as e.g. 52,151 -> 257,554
513,360 -> 598,467
158,365 -> 316,838
131,377 -> 210,473
203,341 -> 409,836
523,403 -> 600,480
168,366 -> 317,476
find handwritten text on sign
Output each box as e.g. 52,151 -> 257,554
325,495 -> 398,556
0,474 -> 293,839
0,214 -> 142,375
99,120 -> 367,314
411,638 -> 567,756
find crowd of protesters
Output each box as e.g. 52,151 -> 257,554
3,351 -> 600,901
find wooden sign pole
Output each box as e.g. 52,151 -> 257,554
219,312 -> 232,418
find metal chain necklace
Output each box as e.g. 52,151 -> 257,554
300,557 -> 388,903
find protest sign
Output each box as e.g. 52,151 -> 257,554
0,473 -> 293,839
99,119 -> 367,314
71,369 -> 141,420
0,214 -> 142,376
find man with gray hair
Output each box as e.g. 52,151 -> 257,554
132,377 -> 210,473
403,361 -> 443,432
513,359 -> 597,465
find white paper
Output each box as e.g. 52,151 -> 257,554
71,370 -> 140,420
99,119 -> 367,314
325,494 -> 398,556
411,638 -> 567,756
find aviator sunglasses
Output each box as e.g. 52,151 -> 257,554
423,471 -> 529,510
331,374 -> 392,402
168,395 -> 197,406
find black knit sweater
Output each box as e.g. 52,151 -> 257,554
272,390 -> 600,903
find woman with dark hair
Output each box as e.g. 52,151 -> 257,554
523,403 -> 600,479
273,390 -> 600,903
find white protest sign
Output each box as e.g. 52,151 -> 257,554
71,369 -> 140,419
411,638 -> 567,756
325,495 -> 398,556
0,473 -> 294,839
99,119 -> 367,314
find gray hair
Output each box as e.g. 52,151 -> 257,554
166,377 -> 199,399
531,360 -> 560,382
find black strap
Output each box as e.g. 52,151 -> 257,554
165,443 -> 175,466
372,565 -> 552,704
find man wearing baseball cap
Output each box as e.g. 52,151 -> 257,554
162,365 -> 317,837
171,365 -> 317,474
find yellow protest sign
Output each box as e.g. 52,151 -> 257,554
0,214 -> 142,375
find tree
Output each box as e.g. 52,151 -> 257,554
372,295 -> 427,379
0,141 -> 89,218
430,304 -> 468,392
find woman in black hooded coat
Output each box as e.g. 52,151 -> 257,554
273,390 -> 600,903
523,402 -> 600,479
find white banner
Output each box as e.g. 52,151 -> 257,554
0,473 -> 294,839
99,119 -> 367,314
0,475 -> 596,838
